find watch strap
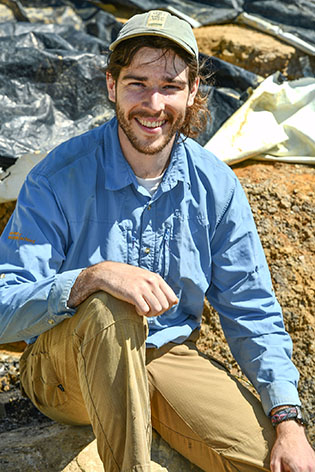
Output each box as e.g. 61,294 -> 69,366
270,406 -> 305,427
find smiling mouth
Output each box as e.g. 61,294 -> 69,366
137,118 -> 167,128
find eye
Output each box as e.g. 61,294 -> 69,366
163,84 -> 183,91
130,82 -> 145,88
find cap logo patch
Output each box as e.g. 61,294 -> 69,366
146,11 -> 168,29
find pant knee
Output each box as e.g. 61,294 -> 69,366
73,291 -> 148,344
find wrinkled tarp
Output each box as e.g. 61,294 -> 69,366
205,73 -> 315,165
0,18 -> 118,172
197,53 -> 261,146
113,0 -> 315,51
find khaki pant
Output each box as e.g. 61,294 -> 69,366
20,292 -> 275,472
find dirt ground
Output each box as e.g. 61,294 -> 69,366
193,27 -> 314,446
197,160 -> 315,447
195,23 -> 315,79
0,23 -> 314,447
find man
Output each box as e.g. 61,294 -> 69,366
0,10 -> 314,472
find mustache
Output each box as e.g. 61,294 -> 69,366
129,111 -> 172,121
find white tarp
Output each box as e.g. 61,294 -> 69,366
0,152 -> 47,204
205,74 -> 315,165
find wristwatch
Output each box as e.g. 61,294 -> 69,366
270,406 -> 307,427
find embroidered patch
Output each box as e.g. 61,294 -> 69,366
8,232 -> 35,244
146,11 -> 168,29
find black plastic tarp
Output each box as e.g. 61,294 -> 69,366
113,0 -> 243,24
0,0 -> 261,172
243,0 -> 315,47
0,12 -> 120,170
113,0 -> 315,47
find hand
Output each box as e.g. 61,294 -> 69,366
270,420 -> 315,472
68,261 -> 178,316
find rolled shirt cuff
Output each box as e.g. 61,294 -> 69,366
48,268 -> 84,317
260,381 -> 301,416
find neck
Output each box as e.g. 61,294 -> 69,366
118,126 -> 175,179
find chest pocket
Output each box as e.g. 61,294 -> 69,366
161,212 -> 211,287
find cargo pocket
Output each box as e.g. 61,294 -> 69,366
25,352 -> 68,410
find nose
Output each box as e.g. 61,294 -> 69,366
142,88 -> 165,113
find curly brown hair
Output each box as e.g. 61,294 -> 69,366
106,35 -> 210,139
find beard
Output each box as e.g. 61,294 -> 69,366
116,102 -> 185,155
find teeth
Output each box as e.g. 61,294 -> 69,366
138,118 -> 166,128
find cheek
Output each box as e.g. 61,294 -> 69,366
119,90 -> 143,109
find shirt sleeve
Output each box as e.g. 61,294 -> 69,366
206,178 -> 300,415
0,171 -> 83,343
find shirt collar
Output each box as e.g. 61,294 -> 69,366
160,137 -> 187,193
103,118 -> 137,191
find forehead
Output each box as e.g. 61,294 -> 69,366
122,47 -> 189,80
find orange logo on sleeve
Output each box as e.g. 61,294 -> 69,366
8,232 -> 35,244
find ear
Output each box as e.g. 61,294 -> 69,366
106,72 -> 116,103
187,77 -> 200,107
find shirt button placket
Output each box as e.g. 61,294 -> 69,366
140,202 -> 154,269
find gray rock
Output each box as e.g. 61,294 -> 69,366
0,423 -> 94,472
0,422 -> 202,471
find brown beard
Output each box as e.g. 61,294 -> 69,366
116,103 -> 185,155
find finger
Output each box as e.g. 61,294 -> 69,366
133,294 -> 151,316
270,456 -> 282,472
160,284 -> 178,305
141,291 -> 165,316
144,282 -> 178,316
157,276 -> 178,306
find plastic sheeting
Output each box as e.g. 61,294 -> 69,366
114,0 -> 315,51
0,14 -> 119,172
195,54 -> 262,146
204,73 -> 315,165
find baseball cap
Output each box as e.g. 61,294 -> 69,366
109,10 -> 199,61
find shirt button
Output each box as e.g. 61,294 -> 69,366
147,204 -> 151,210
48,319 -> 55,325
0,274 -> 5,278
145,247 -> 150,254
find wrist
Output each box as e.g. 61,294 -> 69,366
270,405 -> 307,429
68,262 -> 108,307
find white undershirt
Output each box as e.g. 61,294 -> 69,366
136,172 -> 165,196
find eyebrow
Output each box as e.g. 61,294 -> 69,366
121,73 -> 187,86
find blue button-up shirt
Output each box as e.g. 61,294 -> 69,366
0,117 -> 300,414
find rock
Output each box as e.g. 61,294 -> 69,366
0,423 -> 94,472
151,431 -> 202,472
0,422 -> 202,472
63,439 -> 103,472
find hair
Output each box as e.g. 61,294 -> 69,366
106,35 -> 211,139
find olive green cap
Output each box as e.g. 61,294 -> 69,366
109,10 -> 199,60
